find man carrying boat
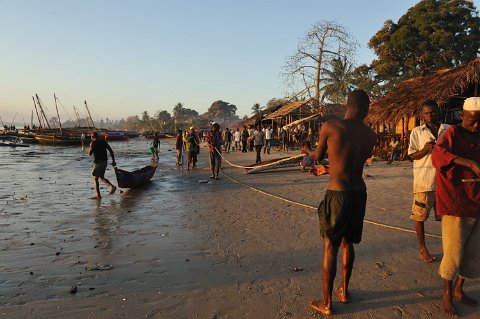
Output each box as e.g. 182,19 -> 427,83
431,97 -> 480,317
302,90 -> 376,315
89,131 -> 117,199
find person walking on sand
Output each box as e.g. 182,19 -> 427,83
152,131 -> 160,160
234,128 -> 241,152
264,125 -> 273,154
432,97 -> 480,317
241,126 -> 249,152
206,122 -> 223,180
175,129 -> 183,166
253,126 -> 265,163
301,90 -> 376,315
184,127 -> 199,171
88,131 -> 117,199
408,100 -> 449,263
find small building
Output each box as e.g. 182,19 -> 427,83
366,58 -> 480,155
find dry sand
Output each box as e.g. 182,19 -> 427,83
1,143 -> 479,318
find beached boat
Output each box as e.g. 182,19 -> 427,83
245,154 -> 304,174
101,131 -> 129,141
114,163 -> 158,188
34,132 -> 83,145
0,135 -> 30,147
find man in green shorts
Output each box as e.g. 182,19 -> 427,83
89,132 -> 117,199
302,90 -> 376,315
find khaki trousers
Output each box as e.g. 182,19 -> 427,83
439,215 -> 480,281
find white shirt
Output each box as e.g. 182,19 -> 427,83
408,123 -> 449,193
234,131 -> 241,142
265,129 -> 273,140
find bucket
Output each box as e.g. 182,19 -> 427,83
149,146 -> 155,154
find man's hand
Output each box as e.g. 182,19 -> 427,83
422,141 -> 435,153
301,145 -> 310,155
310,164 -> 329,176
467,160 -> 480,177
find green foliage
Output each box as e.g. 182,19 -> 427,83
204,100 -> 238,120
251,103 -> 262,115
368,0 -> 480,90
321,57 -> 354,104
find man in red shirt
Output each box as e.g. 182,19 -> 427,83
432,97 -> 480,317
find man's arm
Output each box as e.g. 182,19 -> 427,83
408,129 -> 434,160
453,158 -> 480,177
303,122 -> 329,161
106,143 -> 116,165
88,142 -> 93,156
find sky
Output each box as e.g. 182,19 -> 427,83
1,0 -> 475,124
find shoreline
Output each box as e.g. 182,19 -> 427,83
0,143 -> 478,318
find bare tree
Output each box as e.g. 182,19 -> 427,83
283,21 -> 357,106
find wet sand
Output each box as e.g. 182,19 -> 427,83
0,141 -> 478,318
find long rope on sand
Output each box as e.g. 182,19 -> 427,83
220,170 -> 442,240
214,147 -> 303,170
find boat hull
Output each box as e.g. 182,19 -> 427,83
114,163 -> 157,188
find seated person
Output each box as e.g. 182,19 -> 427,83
300,141 -> 316,171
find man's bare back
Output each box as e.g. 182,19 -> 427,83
319,119 -> 376,191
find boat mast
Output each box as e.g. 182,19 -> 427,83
35,94 -> 51,130
30,110 -> 33,128
54,93 -> 63,135
84,100 -> 96,130
32,96 -> 43,130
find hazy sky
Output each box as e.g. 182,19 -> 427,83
1,0 -> 473,123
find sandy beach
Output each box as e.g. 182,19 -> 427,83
0,140 -> 479,318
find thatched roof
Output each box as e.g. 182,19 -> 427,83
367,58 -> 480,125
319,103 -> 346,121
242,103 -> 283,127
264,100 -> 316,120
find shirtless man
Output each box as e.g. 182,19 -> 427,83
89,132 -> 117,199
302,90 -> 376,315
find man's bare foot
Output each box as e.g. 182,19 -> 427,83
309,300 -> 332,315
454,291 -> 478,307
419,249 -> 437,263
90,195 -> 101,200
442,295 -> 458,317
109,186 -> 117,195
336,287 -> 350,303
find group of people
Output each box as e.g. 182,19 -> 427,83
302,90 -> 479,317
84,90 -> 479,317
174,127 -> 200,171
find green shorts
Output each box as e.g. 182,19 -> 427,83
92,161 -> 108,178
318,189 -> 367,247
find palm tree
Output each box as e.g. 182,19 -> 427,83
173,103 -> 184,119
251,102 -> 262,115
321,57 -> 354,104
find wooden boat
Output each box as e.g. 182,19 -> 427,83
101,131 -> 129,141
114,163 -> 157,188
0,136 -> 30,147
34,133 -> 83,145
245,154 -> 304,174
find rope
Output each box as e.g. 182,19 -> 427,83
213,146 -> 303,170
220,171 -> 442,240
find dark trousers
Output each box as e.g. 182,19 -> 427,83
255,145 -> 263,163
263,139 -> 271,153
209,151 -> 221,177
249,140 -> 254,151
242,140 -> 247,152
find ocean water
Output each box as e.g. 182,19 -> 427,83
0,137 -> 199,306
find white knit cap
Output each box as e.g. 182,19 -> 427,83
463,97 -> 480,111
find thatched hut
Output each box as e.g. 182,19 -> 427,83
241,103 -> 284,128
367,58 -> 480,136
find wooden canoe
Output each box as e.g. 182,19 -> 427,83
114,163 -> 157,188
